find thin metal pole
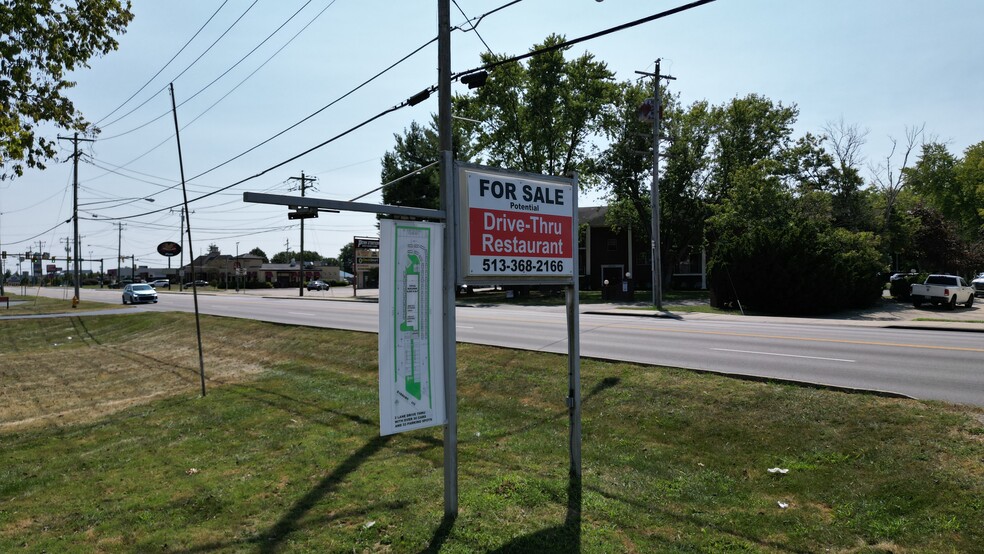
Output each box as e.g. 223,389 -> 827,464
170,83 -> 207,397
438,0 -> 458,518
568,175 -> 581,478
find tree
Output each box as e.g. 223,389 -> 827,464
271,250 -> 321,264
708,94 -> 799,202
248,247 -> 269,263
338,243 -> 354,274
954,140 -> 984,237
707,160 -> 884,314
455,34 -> 619,183
1,0 -> 134,179
870,124 -> 925,264
207,243 -> 220,255
821,119 -> 872,231
380,115 -> 476,212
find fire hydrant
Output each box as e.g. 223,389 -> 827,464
72,296 -> 79,308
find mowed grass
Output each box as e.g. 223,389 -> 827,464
0,291 -> 120,316
1,313 -> 982,553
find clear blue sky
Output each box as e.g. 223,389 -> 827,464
2,0 -> 982,273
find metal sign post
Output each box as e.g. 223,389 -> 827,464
453,163 -> 581,477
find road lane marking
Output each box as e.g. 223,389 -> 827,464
288,312 -> 316,316
457,314 -> 984,353
711,348 -> 855,363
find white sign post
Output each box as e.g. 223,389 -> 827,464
378,220 -> 445,435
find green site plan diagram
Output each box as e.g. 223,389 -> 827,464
378,221 -> 444,435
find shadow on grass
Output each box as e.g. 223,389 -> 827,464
450,377 -> 617,552
489,475 -> 582,553
254,435 -> 393,553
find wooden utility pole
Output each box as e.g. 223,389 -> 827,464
635,60 -> 675,309
288,172 -> 317,297
59,132 -> 94,305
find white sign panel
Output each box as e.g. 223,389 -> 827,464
458,165 -> 575,284
378,220 -> 445,435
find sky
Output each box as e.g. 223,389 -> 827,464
1,0 -> 982,275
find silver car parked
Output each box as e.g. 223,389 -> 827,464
122,283 -> 158,304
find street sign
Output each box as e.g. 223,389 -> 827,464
355,237 -> 379,249
288,207 -> 318,220
457,164 -> 575,285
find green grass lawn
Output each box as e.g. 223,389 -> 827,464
1,313 -> 982,552
0,290 -> 119,316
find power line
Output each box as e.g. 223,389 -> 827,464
98,101 -> 409,222
453,0 -> 717,81
184,33 -> 437,184
95,1 -> 231,125
71,0 -> 718,229
98,0 -> 262,130
99,0 -> 317,140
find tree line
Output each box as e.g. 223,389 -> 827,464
380,35 -> 984,314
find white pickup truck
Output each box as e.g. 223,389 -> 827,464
911,274 -> 975,309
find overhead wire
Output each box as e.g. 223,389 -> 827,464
98,0 -> 262,131
88,0 -> 340,189
95,1 -> 230,125
77,0 -> 716,231
183,33 -> 438,184
97,101 -> 409,222
99,0 -> 315,141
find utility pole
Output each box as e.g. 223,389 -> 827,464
438,0 -> 459,518
635,59 -> 675,310
0,210 -> 5,297
60,236 -> 72,289
170,208 -> 192,290
288,172 -> 317,297
116,223 -> 126,285
59,132 -> 94,305
34,241 -> 45,285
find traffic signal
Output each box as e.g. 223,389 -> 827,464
460,70 -> 488,89
1,250 -> 5,259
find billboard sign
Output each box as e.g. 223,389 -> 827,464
457,164 -> 575,285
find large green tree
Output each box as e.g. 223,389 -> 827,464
1,0 -> 134,179
380,115 -> 476,212
957,141 -> 984,234
707,160 -> 885,314
455,34 -> 619,182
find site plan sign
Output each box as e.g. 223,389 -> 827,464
457,163 -> 576,285
378,220 -> 445,435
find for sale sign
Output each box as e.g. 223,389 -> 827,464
457,164 -> 576,285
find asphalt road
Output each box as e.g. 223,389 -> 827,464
21,286 -> 984,407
